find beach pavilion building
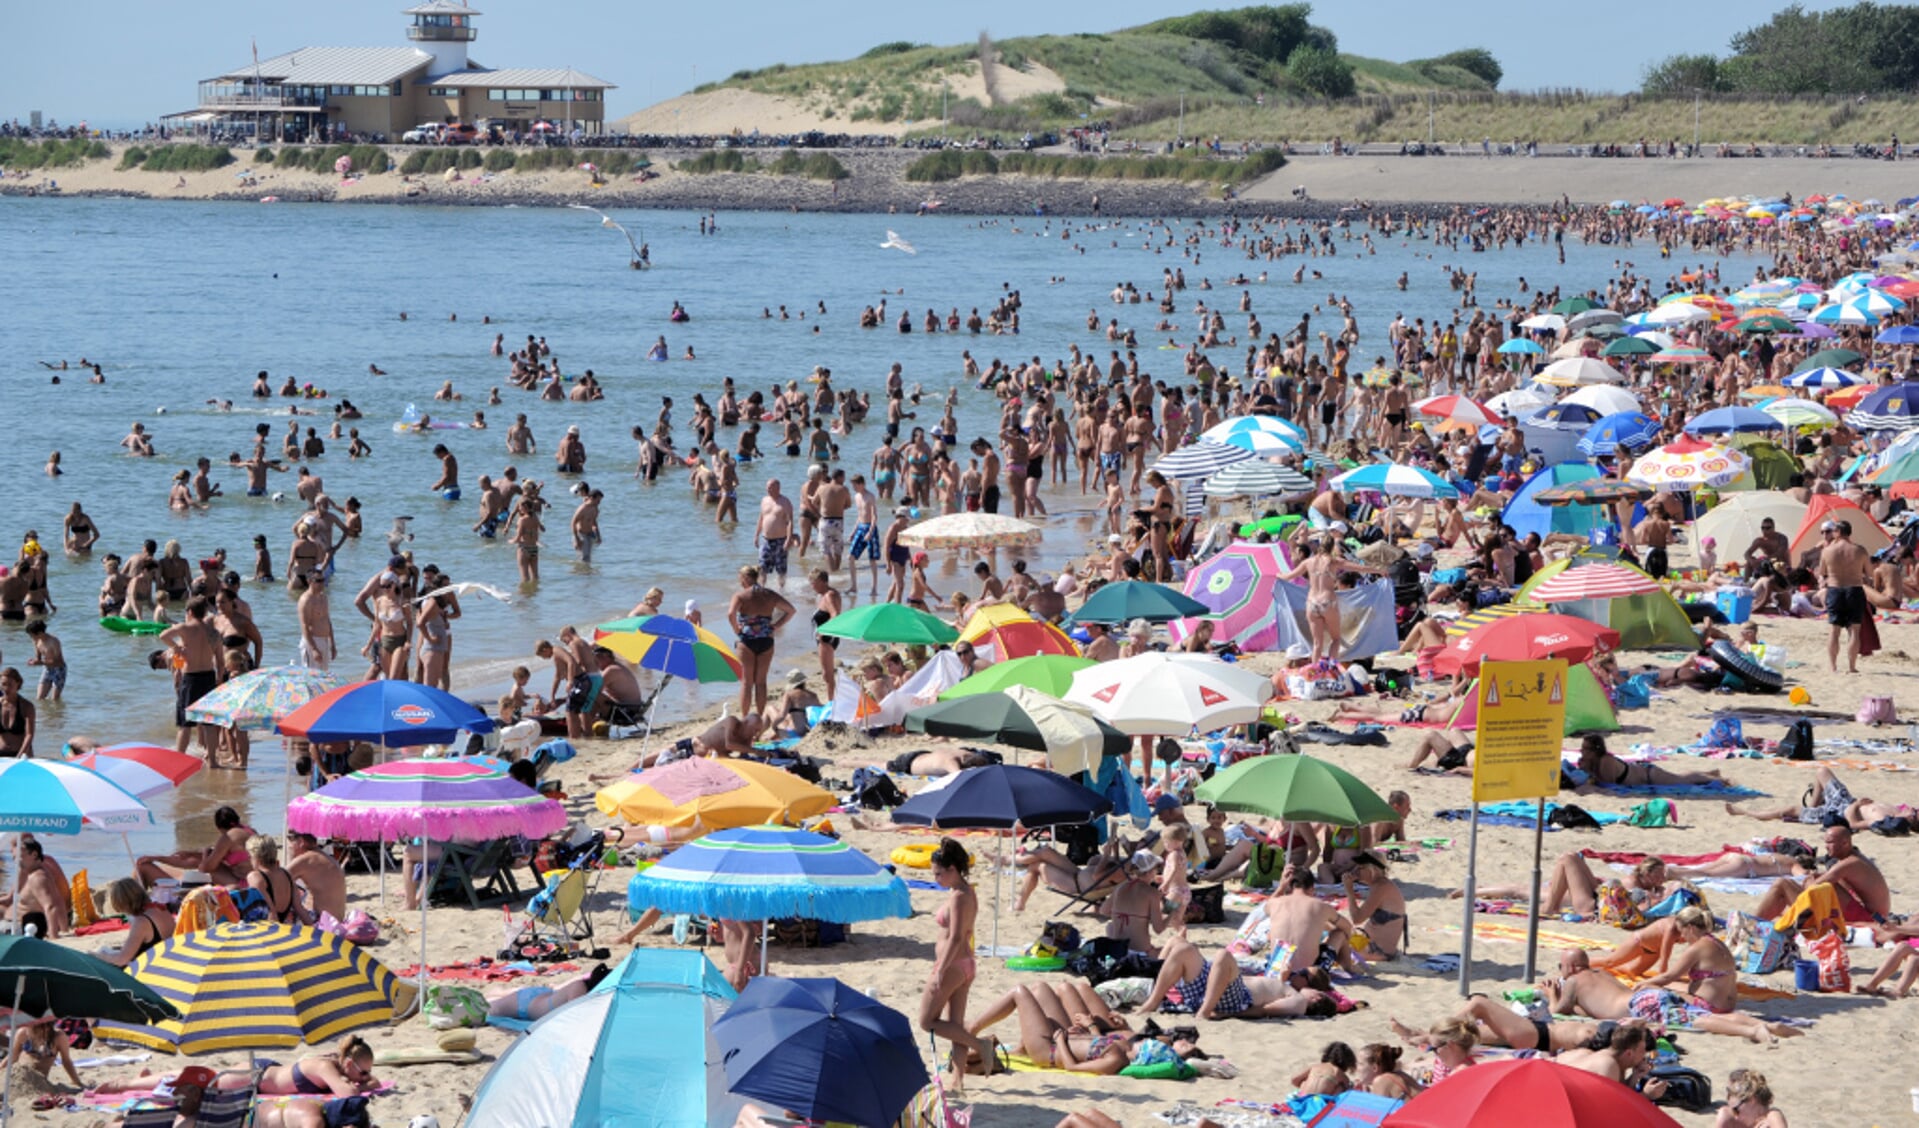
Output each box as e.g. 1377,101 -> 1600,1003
169,2 -> 614,140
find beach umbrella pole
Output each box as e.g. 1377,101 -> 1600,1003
1523,798 -> 1546,981
1458,806 -> 1481,996
419,838 -> 430,998
1,973 -> 23,1126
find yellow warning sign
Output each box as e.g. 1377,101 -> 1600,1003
1472,659 -> 1569,803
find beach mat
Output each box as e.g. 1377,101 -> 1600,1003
1462,920 -> 1613,952
375,1049 -> 486,1066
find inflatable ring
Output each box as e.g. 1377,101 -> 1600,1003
890,844 -> 939,869
1005,955 -> 1069,972
99,616 -> 164,635
1703,639 -> 1784,693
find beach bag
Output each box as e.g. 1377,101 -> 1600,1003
1054,821 -> 1101,866
1642,887 -> 1702,921
1808,928 -> 1851,992
1244,842 -> 1287,890
1615,674 -> 1655,710
1268,727 -> 1303,757
1857,695 -> 1897,726
1038,921 -> 1083,955
1627,799 -> 1678,828
1596,883 -> 1645,929
1727,911 -> 1795,975
1778,720 -> 1815,762
1700,717 -> 1743,750
423,984 -> 489,1030
894,1082 -> 970,1128
1547,804 -> 1601,830
849,768 -> 907,810
1639,1065 -> 1713,1112
1185,883 -> 1226,925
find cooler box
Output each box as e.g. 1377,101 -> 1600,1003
1716,588 -> 1754,624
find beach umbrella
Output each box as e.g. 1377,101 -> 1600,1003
1518,313 -> 1567,333
1380,1058 -> 1680,1127
1684,406 -> 1781,435
1761,398 -> 1837,429
597,614 -> 742,682
939,655 -> 1096,701
1359,365 -> 1419,388
1876,324 -> 1919,345
1576,412 -> 1660,456
899,512 -> 1043,550
594,615 -> 733,651
276,679 -> 494,748
183,663 -> 340,731
906,686 -> 1128,775
596,757 -> 835,832
1642,303 -> 1712,325
1168,542 -> 1296,652
467,949 -> 747,1128
959,603 -> 1079,661
1203,460 -> 1314,498
1650,346 -> 1712,364
1443,601 -> 1547,637
1847,380 -> 1919,431
1485,386 -> 1557,418
1627,437 -> 1749,490
1533,480 -> 1653,507
1496,338 -> 1544,356
1695,494 -> 1807,563
1063,580 -> 1209,625
1794,348 -> 1864,371
1525,402 -> 1604,427
1567,309 -> 1622,334
1149,439 -> 1256,480
1809,300 -> 1884,325
0,935 -> 179,1126
1332,463 -> 1460,499
287,758 -> 563,991
1784,366 -> 1865,389
1433,613 -> 1621,678
816,603 -> 959,645
1536,357 -> 1628,387
1560,384 -> 1645,418
1414,394 -> 1503,428
1065,652 -> 1273,735
1204,415 -> 1307,455
0,760 -> 153,933
96,922 -> 401,1055
1733,313 -> 1795,334
713,977 -> 928,1128
1195,754 -> 1396,860
65,743 -> 203,799
1600,336 -> 1658,358
1527,563 -> 1660,602
626,828 -> 910,976
1736,384 -> 1792,402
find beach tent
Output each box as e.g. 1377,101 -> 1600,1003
1501,462 -> 1606,542
1787,495 -> 1892,558
466,948 -> 745,1128
1517,556 -> 1696,649
1695,494 -> 1807,563
1719,437 -> 1799,491
1268,578 -> 1399,662
1442,663 -> 1618,735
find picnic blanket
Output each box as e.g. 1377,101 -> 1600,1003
1580,846 -> 1748,866
1466,919 -> 1614,951
1435,802 -> 1627,829
393,958 -> 578,982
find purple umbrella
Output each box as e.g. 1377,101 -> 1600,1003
1789,323 -> 1838,339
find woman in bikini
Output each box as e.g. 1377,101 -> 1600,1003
240,1035 -> 380,1098
101,877 -> 175,968
370,578 -> 412,681
1573,735 -> 1724,791
1626,906 -> 1796,1043
1344,853 -> 1408,959
246,836 -> 301,924
137,805 -> 257,887
727,565 -> 794,719
486,963 -> 612,1023
1280,534 -> 1388,666
1098,851 -> 1168,952
0,668 -> 34,758
921,839 -> 995,1090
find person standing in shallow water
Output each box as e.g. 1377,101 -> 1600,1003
728,565 -> 793,719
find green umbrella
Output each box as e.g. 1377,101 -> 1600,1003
1064,581 -> 1210,626
1734,314 -> 1795,334
1794,348 -> 1864,373
1195,754 -> 1397,827
939,655 -> 1096,700
816,603 -> 959,645
1601,337 -> 1658,357
1552,297 -> 1599,316
0,935 -> 180,1124
906,686 -> 1130,775
1237,513 -> 1306,538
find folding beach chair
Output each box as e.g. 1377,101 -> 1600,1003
428,839 -> 524,909
511,829 -> 608,950
116,1087 -> 255,1128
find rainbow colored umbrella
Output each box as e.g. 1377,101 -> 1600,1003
96,922 -> 402,1055
959,603 -> 1079,660
183,664 -> 339,731
597,614 -> 741,683
1167,542 -> 1297,652
66,744 -> 203,799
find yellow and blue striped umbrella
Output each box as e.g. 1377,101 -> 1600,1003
97,922 -> 402,1055
1444,602 -> 1546,637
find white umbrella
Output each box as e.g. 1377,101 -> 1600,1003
1485,386 -> 1557,419
899,513 -> 1042,549
1567,308 -> 1623,333
1064,652 -> 1273,735
1643,303 -> 1713,325
1560,384 -> 1644,417
1518,313 -> 1566,332
1537,357 -> 1628,387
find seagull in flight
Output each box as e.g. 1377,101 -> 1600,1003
415,581 -> 516,606
568,204 -> 642,263
880,229 -> 917,255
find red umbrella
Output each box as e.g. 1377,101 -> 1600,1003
1528,562 -> 1661,602
1433,613 -> 1620,677
1414,394 -> 1503,428
1384,1059 -> 1680,1127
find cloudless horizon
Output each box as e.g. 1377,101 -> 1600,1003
5,0 -> 1860,129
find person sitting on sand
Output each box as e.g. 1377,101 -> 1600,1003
1569,734 -> 1725,790
1098,850 -> 1169,953
487,963 -> 612,1022
1750,821 -> 1892,927
1853,917 -> 1919,998
1544,918 -> 1801,1044
285,831 -> 348,924
1343,853 -> 1407,959
1353,1043 -> 1420,1100
767,669 -> 820,738
101,877 -> 174,968
5,1014 -> 83,1089
136,805 -> 255,888
0,837 -> 69,937
1291,1041 -> 1355,1095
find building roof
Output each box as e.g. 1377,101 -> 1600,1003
404,0 -> 482,14
213,46 -> 434,86
427,67 -> 615,89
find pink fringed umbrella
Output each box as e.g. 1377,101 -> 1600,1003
287,759 -> 565,992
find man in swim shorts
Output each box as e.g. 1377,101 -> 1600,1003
1138,937 -> 1339,1020
1819,519 -> 1872,674
756,479 -> 794,584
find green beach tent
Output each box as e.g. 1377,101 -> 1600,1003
1443,663 -> 1619,735
1517,555 -> 1696,650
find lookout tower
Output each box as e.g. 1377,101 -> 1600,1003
404,0 -> 480,77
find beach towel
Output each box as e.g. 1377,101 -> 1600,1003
1462,920 -> 1614,952
172,887 -> 239,936
1588,782 -> 1763,800
70,870 -> 96,929
1434,810 -> 1558,831
1773,882 -> 1846,939
1308,1090 -> 1405,1127
73,919 -> 129,937
1581,847 -> 1746,867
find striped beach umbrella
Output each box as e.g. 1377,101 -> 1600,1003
0,759 -> 151,836
1168,542 -> 1297,652
1150,439 -> 1256,480
1203,460 -> 1314,498
1203,415 -> 1306,455
1809,299 -> 1884,325
1415,394 -> 1504,428
65,744 -> 203,800
1445,602 -> 1547,637
1527,563 -> 1661,602
1650,346 -> 1712,364
96,922 -> 402,1054
1846,381 -> 1919,431
183,664 -> 339,731
625,826 -> 910,925
1332,463 -> 1460,499
1784,366 -> 1865,390
276,679 -> 494,747
1761,398 -> 1838,429
906,687 -> 1128,776
287,758 -> 565,843
597,614 -> 741,683
899,512 -> 1043,550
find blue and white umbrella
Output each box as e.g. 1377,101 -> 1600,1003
1847,380 -> 1919,432
0,760 -> 151,836
1577,412 -> 1660,456
1203,415 -> 1306,455
1784,366 -> 1865,389
1685,406 -> 1782,435
1331,463 -> 1459,499
1149,439 -> 1256,480
1809,299 -> 1886,326
625,825 -> 910,925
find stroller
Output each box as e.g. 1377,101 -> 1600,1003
504,828 -> 610,959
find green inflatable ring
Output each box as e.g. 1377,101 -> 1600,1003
100,616 -> 164,635
1004,955 -> 1069,972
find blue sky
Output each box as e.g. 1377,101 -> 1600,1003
4,0 -> 1855,128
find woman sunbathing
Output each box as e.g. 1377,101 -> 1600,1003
486,963 -> 612,1022
1619,907 -> 1801,1044
1464,852 -> 1675,920
1014,836 -> 1129,912
1571,735 -> 1725,791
